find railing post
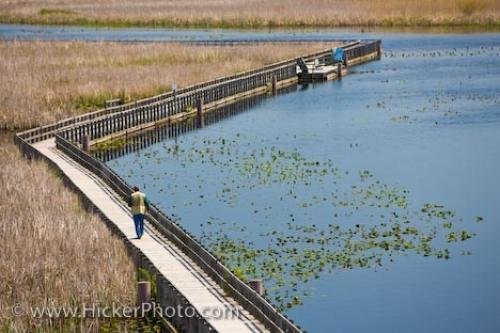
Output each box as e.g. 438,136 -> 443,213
81,133 -> 90,152
137,281 -> 151,307
248,279 -> 265,296
196,98 -> 204,128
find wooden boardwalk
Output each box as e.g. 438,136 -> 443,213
16,40 -> 381,332
33,138 -> 269,333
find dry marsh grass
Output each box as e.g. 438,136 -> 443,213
0,40 -> 331,130
0,138 -> 136,332
1,0 -> 499,28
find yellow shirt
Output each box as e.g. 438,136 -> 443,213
130,191 -> 148,215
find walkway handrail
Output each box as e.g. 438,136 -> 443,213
16,40 -> 374,144
57,40 -> 380,145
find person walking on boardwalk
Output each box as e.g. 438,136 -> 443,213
128,186 -> 150,239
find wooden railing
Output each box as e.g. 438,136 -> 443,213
59,40 -> 380,145
93,89 -> 273,162
59,62 -> 296,144
16,40 -> 378,144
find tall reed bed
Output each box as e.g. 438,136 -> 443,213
0,41 -> 331,130
1,0 -> 499,28
0,138 -> 137,332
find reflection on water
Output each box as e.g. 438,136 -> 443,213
93,85 -> 296,162
103,34 -> 500,332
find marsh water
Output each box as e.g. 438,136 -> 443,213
1,23 -> 498,43
0,23 -> 365,42
94,34 -> 500,332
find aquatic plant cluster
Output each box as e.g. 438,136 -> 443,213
109,133 -> 481,311
367,46 -> 500,125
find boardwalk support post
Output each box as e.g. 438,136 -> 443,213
377,40 -> 382,60
138,281 -> 151,306
272,75 -> 277,95
248,279 -> 264,296
81,134 -> 90,152
196,98 -> 204,128
337,63 -> 342,80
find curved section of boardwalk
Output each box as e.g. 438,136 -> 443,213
34,138 -> 268,333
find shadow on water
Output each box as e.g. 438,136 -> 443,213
93,84 -> 298,162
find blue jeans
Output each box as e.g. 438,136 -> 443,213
133,214 -> 145,239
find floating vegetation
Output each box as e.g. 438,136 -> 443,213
383,46 -> 500,60
92,137 -> 127,152
108,132 -> 483,312
199,200 -> 476,311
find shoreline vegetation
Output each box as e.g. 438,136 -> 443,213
1,0 -> 499,29
0,135 -> 137,332
0,41 -> 331,131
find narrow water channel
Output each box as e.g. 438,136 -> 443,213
96,34 -> 500,332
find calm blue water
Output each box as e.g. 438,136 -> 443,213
105,34 -> 500,332
1,23 -> 498,43
0,23 -> 369,42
